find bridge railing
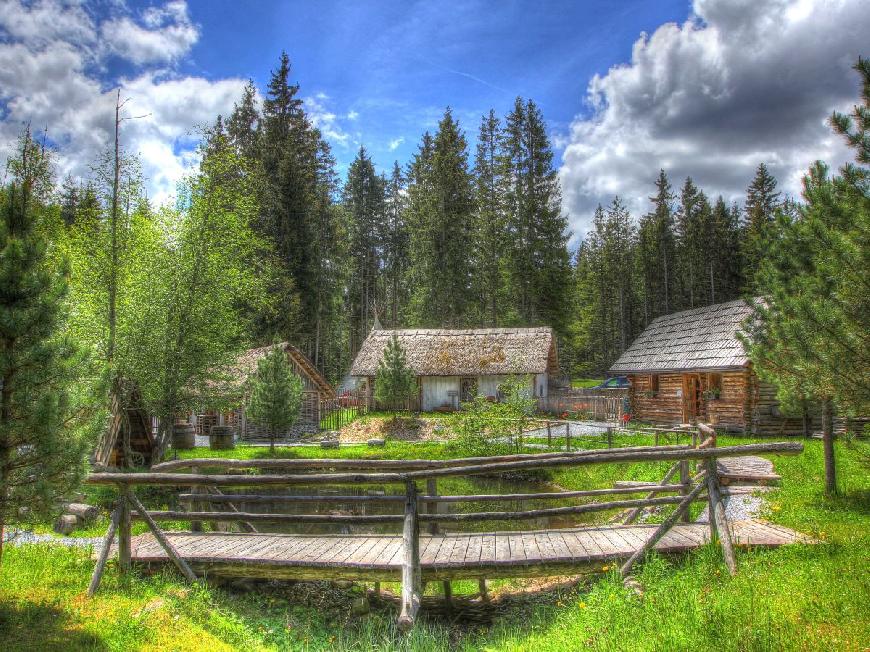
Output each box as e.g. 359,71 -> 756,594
86,430 -> 801,631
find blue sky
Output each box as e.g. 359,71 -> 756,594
1,0 -> 867,240
180,0 -> 689,176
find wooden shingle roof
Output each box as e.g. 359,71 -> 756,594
234,343 -> 335,397
350,327 -> 556,377
609,299 -> 754,374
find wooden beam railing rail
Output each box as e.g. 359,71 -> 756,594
86,437 -> 802,632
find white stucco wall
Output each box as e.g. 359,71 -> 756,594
535,373 -> 548,399
420,374 -> 546,410
421,376 -> 460,411
477,375 -> 511,398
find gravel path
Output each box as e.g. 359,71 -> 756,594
3,529 -> 103,549
696,486 -> 773,523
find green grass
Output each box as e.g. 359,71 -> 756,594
2,439 -> 868,650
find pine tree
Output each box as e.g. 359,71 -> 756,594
674,177 -> 710,310
473,110 -> 507,326
227,79 -> 260,162
501,99 -> 571,330
246,346 -> 304,454
374,334 -> 416,420
708,196 -> 743,303
0,129 -> 90,558
742,163 -> 781,289
383,161 -> 409,326
744,59 -> 870,495
406,109 -> 476,325
255,52 -> 344,374
638,170 -> 676,321
343,147 -> 386,354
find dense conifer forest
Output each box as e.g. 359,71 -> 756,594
38,53 -> 816,382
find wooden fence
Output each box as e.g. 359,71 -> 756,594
86,428 -> 802,631
538,393 -> 626,421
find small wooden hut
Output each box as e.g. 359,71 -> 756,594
350,327 -> 558,411
194,342 -> 335,438
609,299 -> 804,434
92,389 -> 155,468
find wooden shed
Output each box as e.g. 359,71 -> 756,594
350,327 -> 558,411
92,389 -> 155,468
609,299 -> 801,434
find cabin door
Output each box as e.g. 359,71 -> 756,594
682,374 -> 702,423
460,377 -> 478,403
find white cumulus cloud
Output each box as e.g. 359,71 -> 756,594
0,0 -> 245,208
559,0 -> 870,240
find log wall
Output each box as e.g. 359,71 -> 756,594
629,373 -> 684,424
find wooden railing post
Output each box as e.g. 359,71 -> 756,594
87,505 -> 121,596
607,426 -> 613,449
117,488 -> 131,574
426,478 -> 439,535
547,420 -> 552,447
397,480 -> 421,632
620,477 -> 706,578
705,457 -> 738,576
566,422 -> 571,451
190,466 -> 202,532
679,459 -> 690,523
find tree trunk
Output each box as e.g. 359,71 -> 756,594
821,397 -> 837,496
0,447 -> 8,565
801,399 -> 810,438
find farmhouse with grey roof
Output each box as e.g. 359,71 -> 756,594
351,327 -> 558,411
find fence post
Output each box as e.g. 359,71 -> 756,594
426,478 -> 439,535
190,466 -> 202,533
566,422 -> 571,451
607,426 -> 613,449
679,459 -> 690,523
706,457 -> 738,575
397,480 -> 421,632
547,420 -> 552,447
117,488 -> 131,574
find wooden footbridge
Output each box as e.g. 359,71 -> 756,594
86,427 -> 806,631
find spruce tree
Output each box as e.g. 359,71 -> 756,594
374,334 -> 416,420
501,98 -> 571,330
742,163 -> 781,290
675,177 -> 711,310
0,130 -> 90,557
246,346 -> 304,454
706,197 -> 736,303
343,147 -> 386,353
406,109 -> 475,325
227,79 -> 261,162
473,110 -> 507,326
383,161 -> 409,325
638,170 -> 676,320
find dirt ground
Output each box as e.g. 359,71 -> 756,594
337,415 -> 450,442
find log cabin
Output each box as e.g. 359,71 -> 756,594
194,342 -> 335,438
609,299 -> 805,435
350,327 -> 558,411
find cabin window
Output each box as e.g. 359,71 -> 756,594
643,374 -> 659,398
704,373 -> 722,400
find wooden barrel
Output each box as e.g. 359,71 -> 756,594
172,424 -> 196,450
209,425 -> 236,450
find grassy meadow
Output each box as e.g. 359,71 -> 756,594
1,437 -> 868,651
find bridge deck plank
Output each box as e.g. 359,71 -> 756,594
122,520 -> 808,580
